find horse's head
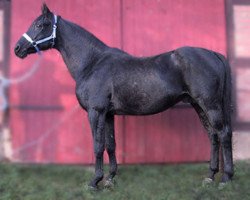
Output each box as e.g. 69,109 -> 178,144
14,3 -> 58,58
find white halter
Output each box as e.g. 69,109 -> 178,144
22,14 -> 58,53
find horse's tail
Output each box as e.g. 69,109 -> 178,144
214,52 -> 233,174
222,56 -> 232,129
215,52 -> 232,129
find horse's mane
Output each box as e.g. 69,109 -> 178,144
62,17 -> 107,50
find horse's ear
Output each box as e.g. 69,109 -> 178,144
41,3 -> 51,15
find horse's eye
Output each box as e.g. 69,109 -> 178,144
36,24 -> 42,28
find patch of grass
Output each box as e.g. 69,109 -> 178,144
0,161 -> 249,200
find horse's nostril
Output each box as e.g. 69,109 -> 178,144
14,44 -> 21,53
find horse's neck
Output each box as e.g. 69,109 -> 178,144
55,18 -> 108,80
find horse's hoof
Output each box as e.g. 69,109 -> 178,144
104,178 -> 115,189
86,184 -> 98,191
202,178 -> 213,187
218,180 -> 232,190
218,182 -> 227,190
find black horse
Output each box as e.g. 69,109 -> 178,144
15,4 -> 233,189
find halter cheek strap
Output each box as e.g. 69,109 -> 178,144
22,14 -> 58,54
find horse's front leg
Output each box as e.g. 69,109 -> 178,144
88,108 -> 106,189
104,113 -> 117,188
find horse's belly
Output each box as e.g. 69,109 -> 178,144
111,68 -> 183,115
114,103 -> 173,115
112,90 -> 178,115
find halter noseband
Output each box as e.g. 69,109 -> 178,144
22,14 -> 58,53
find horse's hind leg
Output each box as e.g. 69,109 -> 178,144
195,103 -> 233,183
208,133 -> 220,180
191,103 -> 220,182
104,113 -> 117,188
206,108 -> 233,183
218,125 -> 233,183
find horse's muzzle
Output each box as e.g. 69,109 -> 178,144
14,43 -> 28,59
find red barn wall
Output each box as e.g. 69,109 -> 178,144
9,0 -> 226,164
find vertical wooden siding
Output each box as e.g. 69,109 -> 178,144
9,0 -> 226,164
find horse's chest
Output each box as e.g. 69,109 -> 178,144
76,80 -> 110,111
75,86 -> 89,110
